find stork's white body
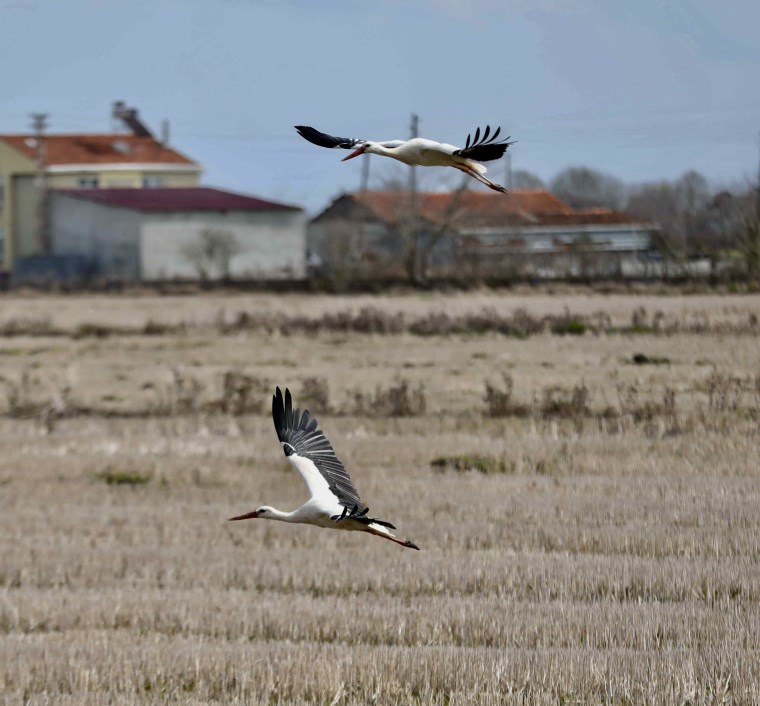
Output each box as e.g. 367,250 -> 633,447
368,138 -> 460,166
229,387 -> 419,550
295,124 -> 512,193
253,499 -> 389,534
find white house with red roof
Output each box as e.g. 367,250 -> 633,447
0,123 -> 202,272
0,104 -> 306,282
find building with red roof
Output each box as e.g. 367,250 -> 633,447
1,104 -> 308,283
308,190 -> 657,282
0,104 -> 203,272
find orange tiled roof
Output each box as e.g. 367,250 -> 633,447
351,190 -> 639,227
0,133 -> 197,166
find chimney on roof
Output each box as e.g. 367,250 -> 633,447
111,100 -> 153,138
160,119 -> 170,147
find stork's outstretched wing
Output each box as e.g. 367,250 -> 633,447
272,387 -> 396,527
454,125 -> 515,162
271,387 -> 396,528
294,126 -> 364,150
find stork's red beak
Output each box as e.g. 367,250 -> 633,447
341,146 -> 366,162
228,510 -> 259,521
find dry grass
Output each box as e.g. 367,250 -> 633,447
1,292 -> 759,704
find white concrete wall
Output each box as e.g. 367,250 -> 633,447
49,194 -> 142,278
139,209 -> 306,281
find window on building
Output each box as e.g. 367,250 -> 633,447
77,176 -> 99,189
142,175 -> 164,188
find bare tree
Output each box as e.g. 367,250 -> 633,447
512,169 -> 546,190
376,164 -> 473,285
550,166 -> 625,209
626,170 -> 715,276
626,180 -> 688,274
318,219 -> 369,291
704,187 -> 760,282
181,228 -> 242,281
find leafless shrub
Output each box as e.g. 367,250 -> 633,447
548,308 -> 587,336
148,367 -> 205,416
351,307 -> 405,335
631,306 -> 649,331
349,378 -> 426,417
279,307 -> 405,336
0,370 -> 40,417
409,307 -> 548,337
616,382 -> 662,423
483,373 -> 530,417
508,307 -> 547,337
299,377 -> 330,412
73,322 -> 119,339
4,302 -> 760,340
660,386 -> 681,435
143,319 -> 184,336
219,371 -> 268,415
613,382 -> 684,437
704,369 -> 743,412
431,454 -> 507,474
539,383 -> 590,421
0,316 -> 59,337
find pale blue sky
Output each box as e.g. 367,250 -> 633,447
2,0 -> 759,211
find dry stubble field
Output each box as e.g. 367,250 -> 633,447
1,290 -> 759,705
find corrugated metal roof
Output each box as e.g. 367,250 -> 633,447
55,187 -> 302,212
0,133 -> 197,166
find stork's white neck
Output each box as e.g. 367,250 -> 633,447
259,506 -> 299,523
367,142 -> 409,160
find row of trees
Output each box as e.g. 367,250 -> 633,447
514,166 -> 760,280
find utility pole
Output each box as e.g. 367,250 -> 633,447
360,151 -> 370,193
756,131 -> 760,220
409,113 -> 419,203
751,130 -> 760,282
408,113 -> 420,282
30,113 -> 50,255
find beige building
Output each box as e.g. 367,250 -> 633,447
0,131 -> 201,271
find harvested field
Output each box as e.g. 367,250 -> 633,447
1,291 -> 759,704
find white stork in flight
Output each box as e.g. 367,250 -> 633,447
229,387 -> 420,550
295,124 -> 514,194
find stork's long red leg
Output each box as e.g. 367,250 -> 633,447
454,164 -> 508,194
364,526 -> 420,550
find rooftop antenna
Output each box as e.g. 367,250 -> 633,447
111,100 -> 153,137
